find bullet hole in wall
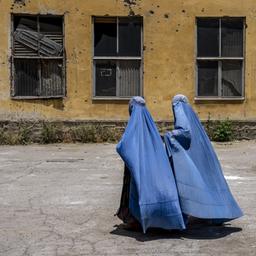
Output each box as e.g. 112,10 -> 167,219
123,0 -> 137,16
14,0 -> 26,6
164,14 -> 169,18
149,10 -> 154,14
123,0 -> 137,5
129,10 -> 135,16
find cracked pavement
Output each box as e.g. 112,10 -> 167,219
0,141 -> 255,256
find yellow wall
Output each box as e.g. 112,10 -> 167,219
0,0 -> 256,121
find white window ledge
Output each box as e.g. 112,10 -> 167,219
194,97 -> 245,102
92,97 -> 133,101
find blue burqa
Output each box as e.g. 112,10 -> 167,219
116,96 -> 185,233
164,94 -> 243,221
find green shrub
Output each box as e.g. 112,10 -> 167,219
41,123 -> 63,144
0,128 -> 19,145
96,126 -> 117,142
204,112 -> 214,140
71,126 -> 97,143
213,119 -> 233,142
0,129 -> 8,145
16,126 -> 31,145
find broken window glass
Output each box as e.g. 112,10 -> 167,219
197,19 -> 219,57
93,17 -> 142,98
14,16 -> 37,31
221,18 -> 243,57
197,17 -> 244,98
222,61 -> 242,97
94,18 -> 117,56
119,17 -> 142,56
198,61 -> 218,96
95,60 -> 116,96
13,15 -> 63,57
39,16 -> 63,33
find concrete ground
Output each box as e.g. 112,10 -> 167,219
0,141 -> 255,256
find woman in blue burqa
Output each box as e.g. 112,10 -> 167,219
164,94 -> 243,223
116,96 -> 185,233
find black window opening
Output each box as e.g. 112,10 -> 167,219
93,17 -> 143,98
196,17 -> 244,99
12,15 -> 65,98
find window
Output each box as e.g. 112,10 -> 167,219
11,15 -> 65,98
93,17 -> 142,98
196,17 -> 245,99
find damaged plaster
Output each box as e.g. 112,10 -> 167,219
0,0 -> 255,122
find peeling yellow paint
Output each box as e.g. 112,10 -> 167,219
0,0 -> 256,121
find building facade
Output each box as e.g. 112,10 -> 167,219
0,0 -> 256,123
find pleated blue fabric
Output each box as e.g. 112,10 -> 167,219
117,96 -> 185,233
164,94 -> 243,221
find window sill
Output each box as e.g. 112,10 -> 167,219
92,96 -> 134,101
194,97 -> 245,103
11,96 -> 65,100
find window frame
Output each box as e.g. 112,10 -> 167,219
10,13 -> 66,99
92,16 -> 143,100
195,17 -> 245,101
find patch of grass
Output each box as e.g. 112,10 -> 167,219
213,119 -> 233,142
41,123 -> 63,144
70,125 -> 122,143
16,126 -> 31,145
71,126 -> 97,143
96,126 -> 118,142
0,129 -> 9,145
204,112 -> 214,140
0,123 -> 122,145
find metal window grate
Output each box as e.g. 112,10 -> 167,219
11,15 -> 65,98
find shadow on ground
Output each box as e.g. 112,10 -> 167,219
110,219 -> 242,242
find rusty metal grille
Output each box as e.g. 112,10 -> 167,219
11,15 -> 65,98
